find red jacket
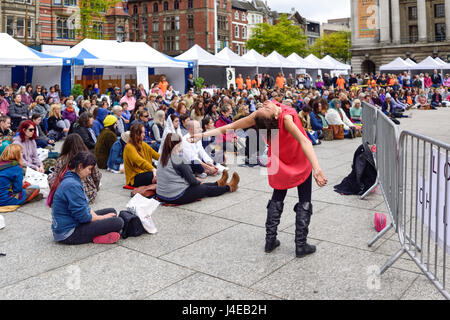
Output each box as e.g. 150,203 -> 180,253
215,117 -> 236,144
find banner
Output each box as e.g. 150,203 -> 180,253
358,0 -> 376,38
226,67 -> 235,90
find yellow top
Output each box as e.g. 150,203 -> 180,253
123,142 -> 160,186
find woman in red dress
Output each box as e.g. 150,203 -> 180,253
194,100 -> 327,257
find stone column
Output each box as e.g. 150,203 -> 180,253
391,0 -> 401,43
446,0 -> 450,40
417,0 -> 427,42
379,0 -> 391,43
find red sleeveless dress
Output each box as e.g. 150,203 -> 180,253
267,104 -> 312,190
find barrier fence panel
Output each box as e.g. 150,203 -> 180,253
360,102 -> 379,200
377,130 -> 450,300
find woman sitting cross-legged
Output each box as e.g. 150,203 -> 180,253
123,123 -> 160,188
156,133 -> 240,205
49,151 -> 124,245
94,115 -> 118,169
48,134 -> 102,204
13,120 -> 45,173
0,144 -> 42,207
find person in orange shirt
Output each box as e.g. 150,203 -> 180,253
275,72 -> 285,89
245,76 -> 252,89
336,75 -> 346,90
370,79 -> 377,89
236,74 -> 244,91
158,76 -> 169,95
251,75 -> 260,89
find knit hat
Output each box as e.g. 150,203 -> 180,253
103,115 -> 117,127
121,131 -> 130,144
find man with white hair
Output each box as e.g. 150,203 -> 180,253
182,120 -> 227,178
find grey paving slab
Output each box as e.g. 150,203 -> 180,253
120,206 -> 238,257
400,275 -> 446,300
0,246 -> 194,300
251,241 -> 418,300
148,273 -> 276,300
160,224 -> 309,287
0,232 -> 114,288
15,199 -> 52,222
0,212 -> 49,244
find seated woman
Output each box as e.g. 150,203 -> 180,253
0,144 -> 42,207
325,98 -> 357,139
156,133 -> 239,205
95,115 -> 118,169
112,105 -> 125,136
47,104 -> 70,141
49,151 -> 123,245
31,113 -> 55,149
13,120 -> 45,172
349,99 -> 362,124
310,100 -> 329,134
123,123 -> 160,188
150,110 -> 165,151
299,106 -> 320,145
48,134 -> 102,204
107,131 -> 129,174
72,112 -> 96,152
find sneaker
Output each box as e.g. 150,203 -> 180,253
107,168 -> 121,174
93,232 -> 120,244
196,172 -> 207,179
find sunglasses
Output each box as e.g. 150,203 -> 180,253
142,115 -> 149,118
26,128 -> 35,132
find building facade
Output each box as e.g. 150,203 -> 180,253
351,0 -> 450,74
321,18 -> 351,36
231,0 -> 251,55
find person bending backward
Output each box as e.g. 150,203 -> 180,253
194,100 -> 327,258
49,151 -> 123,245
156,133 -> 240,205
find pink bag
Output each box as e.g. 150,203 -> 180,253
374,212 -> 387,232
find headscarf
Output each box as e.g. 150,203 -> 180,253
158,114 -> 182,154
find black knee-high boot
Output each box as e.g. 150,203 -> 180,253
294,202 -> 316,257
265,200 -> 284,252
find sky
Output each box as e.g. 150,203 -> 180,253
267,0 -> 351,23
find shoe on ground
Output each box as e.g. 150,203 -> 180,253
107,168 -> 121,174
227,172 -> 240,192
296,243 -> 316,258
93,232 -> 120,244
216,170 -> 229,187
265,239 -> 280,253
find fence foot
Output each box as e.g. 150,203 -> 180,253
360,182 -> 378,200
368,222 -> 393,247
377,248 -> 406,276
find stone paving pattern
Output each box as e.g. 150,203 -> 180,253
0,108 -> 449,300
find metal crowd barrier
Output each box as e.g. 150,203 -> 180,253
377,131 -> 450,299
360,102 -> 379,200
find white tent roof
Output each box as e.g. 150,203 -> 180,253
404,58 -> 417,66
0,33 -> 63,66
241,49 -> 273,68
175,44 -> 229,66
61,39 -> 191,68
321,55 -> 351,70
286,53 -> 311,69
434,57 -> 450,69
304,54 -> 334,69
266,51 -> 298,69
412,56 -> 446,70
380,57 -> 413,71
215,47 -> 255,67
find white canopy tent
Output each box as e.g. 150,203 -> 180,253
380,57 -> 414,71
175,44 -> 229,66
0,33 -> 69,94
266,51 -> 298,69
405,58 -> 417,67
435,57 -> 450,69
321,55 -> 351,71
304,54 -> 334,70
412,56 -> 446,71
241,49 -> 273,68
215,47 -> 255,67
286,53 -> 311,69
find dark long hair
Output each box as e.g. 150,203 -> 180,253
159,133 -> 182,167
254,113 -> 279,140
59,133 -> 88,164
129,122 -> 144,155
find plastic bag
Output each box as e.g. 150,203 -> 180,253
126,193 -> 159,234
25,167 -> 50,197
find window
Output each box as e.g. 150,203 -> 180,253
16,18 -> 25,38
218,15 -> 227,31
56,18 -> 75,39
163,1 -> 169,10
242,26 -> 246,38
187,0 -> 193,9
174,0 -> 179,10
143,4 -> 148,14
222,0 -> 227,9
54,0 -> 62,4
235,11 -> 239,20
153,2 -> 158,12
93,24 -> 103,39
6,16 -> 14,36
435,23 -> 446,42
27,19 -> 32,38
116,26 -> 125,42
235,44 -> 240,55
188,15 -> 194,29
188,36 -> 195,48
409,25 -> 418,43
235,26 -> 239,38
152,19 -> 159,32
242,13 -> 246,21
64,0 -> 76,6
142,18 -> 148,34
163,35 -> 179,51
133,5 -> 138,15
435,4 -> 445,18
408,6 -> 417,20
152,40 -> 159,50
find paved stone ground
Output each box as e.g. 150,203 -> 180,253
0,108 -> 449,300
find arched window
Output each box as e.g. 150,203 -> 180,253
187,0 -> 193,9
174,0 -> 179,10
153,2 -> 158,12
163,1 -> 169,10
133,5 -> 138,15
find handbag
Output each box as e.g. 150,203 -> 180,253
126,193 -> 159,234
322,128 -> 334,141
329,124 -> 344,140
118,210 -> 145,239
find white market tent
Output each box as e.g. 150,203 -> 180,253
412,56 -> 446,70
380,57 -> 414,71
241,49 -> 273,68
321,55 -> 351,71
266,51 -> 298,69
61,39 -> 192,92
175,44 -> 228,66
215,47 -> 255,67
435,57 -> 450,69
287,53 -> 311,69
405,58 -> 417,67
0,33 -> 69,94
304,54 -> 334,70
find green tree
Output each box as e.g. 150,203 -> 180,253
246,14 -> 308,56
309,31 -> 351,63
77,0 -> 119,39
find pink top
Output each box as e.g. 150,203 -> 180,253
267,104 -> 312,190
119,95 -> 136,111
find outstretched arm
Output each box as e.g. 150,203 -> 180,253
283,115 -> 327,187
197,113 -> 257,139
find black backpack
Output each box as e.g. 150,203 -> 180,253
119,210 -> 145,239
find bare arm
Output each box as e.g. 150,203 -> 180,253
283,115 -> 327,187
200,113 -> 257,138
